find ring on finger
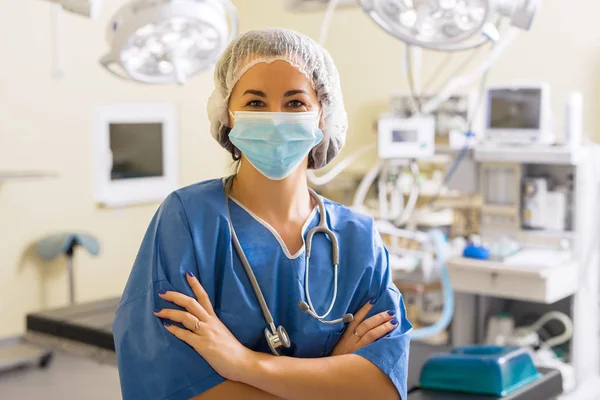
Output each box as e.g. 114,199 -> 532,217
353,329 -> 361,338
193,320 -> 202,333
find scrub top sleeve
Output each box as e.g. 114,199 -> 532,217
353,224 -> 412,400
113,193 -> 225,400
119,192 -> 196,296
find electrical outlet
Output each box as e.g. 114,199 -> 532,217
286,0 -> 358,12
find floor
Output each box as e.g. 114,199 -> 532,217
0,352 -> 122,400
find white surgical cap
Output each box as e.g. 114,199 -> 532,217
207,28 -> 348,169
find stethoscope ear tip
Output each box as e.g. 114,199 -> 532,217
343,314 -> 354,323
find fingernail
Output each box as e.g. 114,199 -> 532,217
163,322 -> 171,327
391,318 -> 398,325
186,271 -> 194,278
158,290 -> 167,295
387,310 -> 396,316
369,297 -> 377,304
153,308 -> 161,313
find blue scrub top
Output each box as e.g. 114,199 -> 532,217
113,179 -> 412,400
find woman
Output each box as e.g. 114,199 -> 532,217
113,28 -> 411,400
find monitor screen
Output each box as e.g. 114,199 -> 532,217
392,129 -> 418,143
488,88 -> 542,130
109,123 -> 164,180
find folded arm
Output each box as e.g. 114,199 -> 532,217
241,353 -> 399,400
160,273 -> 407,400
231,297 -> 402,400
191,354 -> 397,400
190,299 -> 402,400
192,380 -> 282,400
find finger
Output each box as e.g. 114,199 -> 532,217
185,271 -> 215,316
163,322 -> 198,348
355,309 -> 395,338
158,290 -> 209,321
346,297 -> 376,334
359,318 -> 398,345
154,308 -> 203,332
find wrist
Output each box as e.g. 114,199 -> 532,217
236,350 -> 273,387
233,348 -> 262,383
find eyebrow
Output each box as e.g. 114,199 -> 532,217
243,90 -> 267,97
242,89 -> 310,98
284,90 -> 309,97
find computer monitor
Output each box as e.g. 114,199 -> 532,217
484,83 -> 553,145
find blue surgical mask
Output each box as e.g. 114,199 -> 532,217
228,111 -> 324,180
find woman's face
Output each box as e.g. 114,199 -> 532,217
228,60 -> 321,125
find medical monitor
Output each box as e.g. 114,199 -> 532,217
484,83 -> 553,144
377,114 -> 435,159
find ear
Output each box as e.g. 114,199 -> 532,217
318,106 -> 324,130
228,110 -> 235,129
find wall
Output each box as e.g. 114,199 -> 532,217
1,0 -> 599,338
0,0 -> 229,338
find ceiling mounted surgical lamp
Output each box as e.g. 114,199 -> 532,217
100,0 -> 238,85
357,0 -> 540,51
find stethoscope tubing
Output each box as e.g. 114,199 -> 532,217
223,175 -> 350,355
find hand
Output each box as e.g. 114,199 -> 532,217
330,298 -> 398,356
154,272 -> 254,382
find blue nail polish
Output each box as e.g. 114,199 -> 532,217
158,290 -> 167,295
186,271 -> 195,278
387,310 -> 396,316
369,297 -> 377,304
163,322 -> 171,327
153,308 -> 161,313
391,318 -> 398,325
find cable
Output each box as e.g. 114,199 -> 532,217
307,144 -> 376,186
429,45 -> 485,99
410,229 -> 454,340
395,161 -> 420,226
389,168 -> 405,220
426,44 -> 493,209
427,139 -> 469,209
378,161 -> 390,219
516,311 -> 574,350
350,158 -> 420,224
467,60 -> 491,131
318,0 -> 342,46
421,27 -> 520,115
352,160 -> 384,212
375,219 -> 431,244
421,52 -> 453,96
444,136 -> 472,184
405,45 -> 423,114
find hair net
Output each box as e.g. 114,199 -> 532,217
207,28 -> 348,169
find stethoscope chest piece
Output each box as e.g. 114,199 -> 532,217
265,325 -> 291,355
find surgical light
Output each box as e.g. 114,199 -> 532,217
44,0 -> 102,19
357,0 -> 540,51
100,0 -> 238,85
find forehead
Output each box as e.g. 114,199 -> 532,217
234,60 -> 314,92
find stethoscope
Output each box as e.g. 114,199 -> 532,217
224,177 -> 354,356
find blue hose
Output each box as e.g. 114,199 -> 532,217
410,229 -> 454,340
